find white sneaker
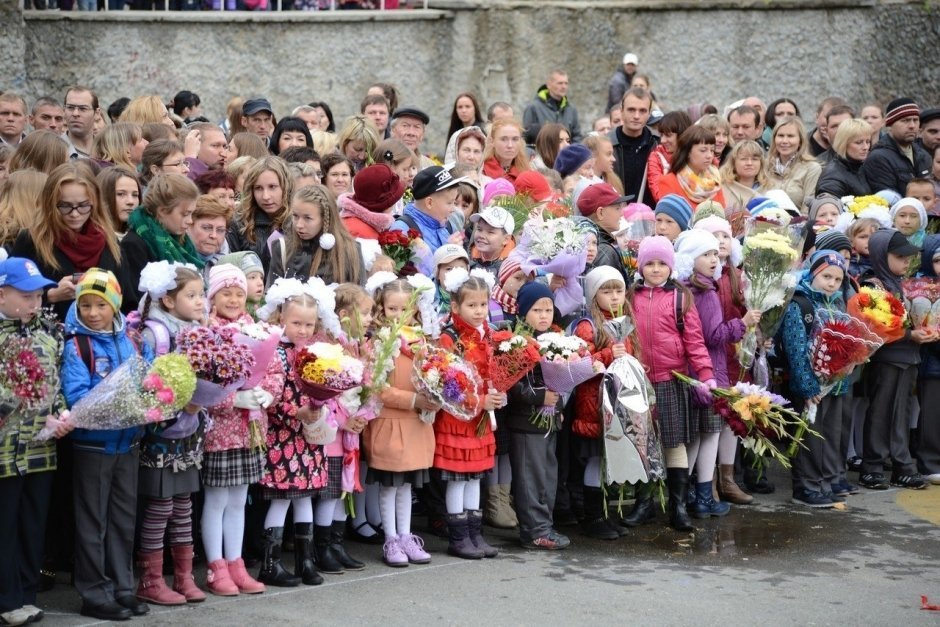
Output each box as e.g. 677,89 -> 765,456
21,606 -> 43,622
927,473 -> 940,485
0,607 -> 33,626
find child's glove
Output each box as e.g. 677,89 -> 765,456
233,388 -> 271,410
691,379 -> 716,408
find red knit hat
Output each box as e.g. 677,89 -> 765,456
351,164 -> 405,212
513,171 -> 553,202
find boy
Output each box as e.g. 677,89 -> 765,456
0,258 -> 70,626
906,177 -> 939,232
577,182 -> 633,282
469,206 -> 515,275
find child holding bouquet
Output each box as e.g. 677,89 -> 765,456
436,269 -> 504,560
0,258 -> 71,627
571,266 -> 634,540
62,269 -> 152,621
625,236 -> 715,533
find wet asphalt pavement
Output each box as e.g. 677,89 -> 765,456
38,466 -> 940,626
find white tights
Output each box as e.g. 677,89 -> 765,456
314,497 -> 347,526
686,431 -> 720,482
378,484 -> 414,537
718,425 -> 738,465
444,478 -> 481,514
201,484 -> 248,563
264,496 -> 313,528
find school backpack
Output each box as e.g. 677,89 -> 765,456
767,293 -> 814,392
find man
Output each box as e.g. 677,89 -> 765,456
29,97 -> 65,135
577,182 -> 634,282
817,104 -> 856,164
485,101 -> 513,135
523,70 -> 583,142
917,108 -> 940,155
606,52 -> 638,113
360,93 -> 390,138
608,87 -> 658,207
291,105 -> 319,131
241,98 -> 275,143
390,166 -> 466,260
184,122 -> 228,180
0,94 -> 28,147
808,96 -> 848,156
592,115 -> 611,135
727,105 -> 763,146
63,85 -> 99,158
389,106 -> 435,171
608,103 -> 623,128
861,98 -> 932,195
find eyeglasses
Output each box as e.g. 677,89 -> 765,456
64,104 -> 93,113
197,224 -> 228,236
163,160 -> 190,169
56,201 -> 93,216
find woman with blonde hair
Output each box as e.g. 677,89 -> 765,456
120,95 -> 175,128
816,118 -> 874,198
482,118 -> 530,184
227,156 -> 293,268
311,130 -> 338,157
0,169 -> 46,250
719,140 -> 766,214
92,122 -> 148,171
8,130 -> 69,174
337,115 -> 380,173
761,117 -> 821,210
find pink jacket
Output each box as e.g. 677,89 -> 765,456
631,283 -> 715,384
204,313 -> 262,453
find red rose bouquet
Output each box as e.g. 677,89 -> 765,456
378,229 -> 425,274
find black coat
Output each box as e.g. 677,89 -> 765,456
815,155 -> 871,198
505,364 -> 562,434
609,126 -> 659,208
860,134 -> 931,195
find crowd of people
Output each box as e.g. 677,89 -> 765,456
1,53 -> 939,625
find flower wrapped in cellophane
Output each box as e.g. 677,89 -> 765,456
847,286 -> 908,343
0,338 -> 50,439
177,326 -> 255,407
536,332 -> 600,395
294,342 -> 365,404
34,354 -> 196,442
411,344 -> 482,424
233,322 -> 283,449
902,278 -> 940,331
514,216 -> 589,316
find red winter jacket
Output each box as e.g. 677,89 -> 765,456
571,315 -> 633,440
631,283 -> 714,384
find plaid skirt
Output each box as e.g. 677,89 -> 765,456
316,455 -> 345,500
653,379 -> 692,449
439,470 -> 486,482
367,467 -> 430,488
690,405 -> 723,434
262,486 -> 317,500
203,448 -> 265,488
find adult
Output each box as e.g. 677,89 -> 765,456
366,83 -> 399,119
861,104 -> 885,146
609,87 -> 658,207
530,123 -> 570,170
188,195 -> 232,266
523,70 -> 583,143
194,168 -> 238,214
291,105 -> 321,131
808,96 -> 848,157
11,162 -> 129,320
337,115 -> 380,173
360,93 -> 391,138
606,52 -> 638,113
727,105 -> 763,147
183,122 -> 229,178
486,102 -> 514,134
389,106 -> 435,171
657,125 -> 726,208
241,99 -> 276,145
816,118 -> 874,198
308,101 -> 335,133
170,90 -> 201,122
96,166 -> 140,239
0,169 -> 46,251
764,98 -> 800,138
269,117 -> 313,157
29,97 -> 66,135
817,105 -> 856,165
0,93 -> 28,148
91,122 -> 147,172
647,111 -> 693,202
63,86 -> 100,159
320,153 -> 355,197
481,118 -> 530,185
141,139 -> 189,186
861,98 -> 932,195
119,95 -> 174,128
8,130 -> 68,174
918,108 -> 940,156
444,126 -> 487,173
390,166 -> 465,255
446,93 -> 486,153
338,164 -> 405,240
719,140 -> 765,214
761,118 -> 822,210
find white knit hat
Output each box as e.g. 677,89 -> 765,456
584,266 -> 624,305
673,229 -> 721,281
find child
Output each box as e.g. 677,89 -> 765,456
907,177 -> 938,217
507,282 -> 570,550
808,194 -> 843,230
200,264 -> 268,596
916,236 -> 940,484
0,258 -> 70,626
577,182 -> 632,280
362,277 -> 438,566
674,229 -> 760,517
63,269 -> 152,621
890,197 -> 927,248
217,251 -> 265,320
436,269 -> 504,559
654,194 -> 694,242
625,236 -> 715,532
846,217 -> 880,281
490,258 -> 527,326
135,262 -> 209,606
256,279 -> 333,586
368,254 -> 396,277
860,229 -> 938,490
268,184 -> 364,287
431,243 -> 470,319
469,206 -> 514,275
571,266 -> 633,540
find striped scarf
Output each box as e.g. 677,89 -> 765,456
491,257 -> 522,316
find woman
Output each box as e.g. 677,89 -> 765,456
761,117 -> 821,211
861,104 -> 885,146
11,162 -> 129,319
171,90 -> 201,121
482,118 -> 530,185
231,132 -> 269,160
8,130 -> 69,174
816,118 -> 873,199
188,194 -> 232,266
762,97 -> 800,145
0,169 -> 46,251
583,134 -> 624,194
320,153 -> 354,197
530,123 -> 570,170
446,92 -> 485,152
657,125 -> 726,208
227,156 -> 293,269
91,122 -> 148,171
269,117 -> 313,156
97,166 -> 141,239
720,140 -> 766,215
337,115 -> 380,173
141,139 -> 189,185
120,95 -> 175,128
444,126 -> 487,173
195,168 -> 238,214
338,163 -> 405,240
311,130 -> 338,158
142,122 -> 177,143
308,101 -> 335,133
647,111 -> 692,201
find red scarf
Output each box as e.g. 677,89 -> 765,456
482,158 -> 522,184
59,222 -> 106,271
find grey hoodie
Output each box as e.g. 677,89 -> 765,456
868,229 -> 919,365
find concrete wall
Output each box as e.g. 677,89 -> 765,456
2,0 -> 939,151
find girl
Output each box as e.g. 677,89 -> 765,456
719,140 -> 766,215
338,164 -> 405,241
256,278 -> 335,587
624,236 -> 715,532
674,229 -> 760,516
584,133 -> 625,195
0,169 -> 45,251
436,269 -> 504,559
531,123 -> 570,170
268,184 -> 364,287
96,167 -> 140,239
696,114 -> 731,166
7,130 -> 68,174
890,197 -> 927,249
201,264 -> 269,597
658,126 -> 726,208
227,157 -> 293,270
140,139 -> 189,186
362,276 -> 438,566
218,251 -> 266,320
374,138 -> 417,214
337,115 -> 380,173
571,266 -> 634,540
808,194 -> 843,231
846,217 -> 880,281
91,122 -> 147,172
646,111 -> 692,202
507,282 -> 569,550
761,117 -> 821,211
134,262 -> 209,605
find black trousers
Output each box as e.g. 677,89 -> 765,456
863,363 -> 917,475
0,471 -> 54,612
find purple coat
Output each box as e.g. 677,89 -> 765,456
687,274 -> 745,387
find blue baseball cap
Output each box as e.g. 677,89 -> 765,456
0,258 -> 56,291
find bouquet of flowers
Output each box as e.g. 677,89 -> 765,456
411,344 -> 482,424
34,354 -> 197,442
902,278 -> 940,330
847,287 -> 908,343
614,210 -> 654,277
378,229 -> 424,274
529,332 -> 602,429
234,322 -> 283,449
0,339 -> 49,439
490,331 -> 542,393
177,326 -> 255,407
294,342 -> 365,405
515,216 -> 589,316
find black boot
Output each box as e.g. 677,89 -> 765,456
330,521 -> 365,571
314,525 -> 345,574
621,483 -> 656,527
579,487 -> 618,540
466,510 -> 498,558
293,523 -> 323,586
258,527 -> 301,587
666,469 -> 694,532
446,512 -> 484,559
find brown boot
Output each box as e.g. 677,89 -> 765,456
719,465 -> 753,505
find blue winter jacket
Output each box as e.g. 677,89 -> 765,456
61,302 -> 154,454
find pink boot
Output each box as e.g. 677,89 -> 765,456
205,559 -> 239,597
399,534 -> 431,564
136,550 -> 186,606
227,558 -> 265,594
382,535 -> 408,568
171,545 -> 206,603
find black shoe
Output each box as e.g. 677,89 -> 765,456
38,569 -> 55,592
666,469 -> 694,532
115,595 -> 149,616
552,508 -> 579,527
791,489 -> 835,508
345,520 -> 384,545
314,525 -> 346,574
859,472 -> 889,490
891,473 -> 928,490
846,456 -> 863,473
293,523 -> 324,586
80,602 -> 132,622
744,475 -> 775,494
330,521 -> 365,570
258,527 -> 302,587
